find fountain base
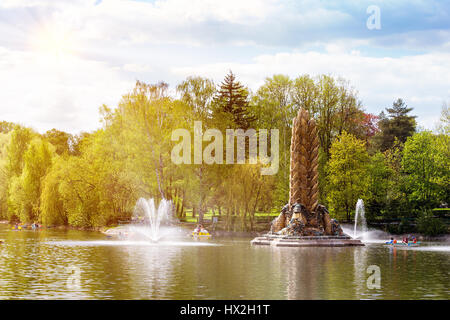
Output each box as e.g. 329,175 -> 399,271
251,234 -> 364,247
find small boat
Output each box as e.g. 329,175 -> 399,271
191,230 -> 212,241
385,241 -> 421,247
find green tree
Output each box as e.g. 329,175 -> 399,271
6,126 -> 34,177
402,131 -> 449,208
383,139 -> 410,218
437,102 -> 449,135
177,76 -> 217,223
40,156 -> 67,226
5,126 -> 35,221
374,98 -> 416,151
327,132 -> 370,220
365,152 -> 391,220
44,129 -> 72,155
105,80 -> 187,204
177,76 -> 215,122
0,132 -> 11,219
17,138 -> 53,222
252,75 -> 294,207
0,121 -> 14,134
213,71 -> 255,129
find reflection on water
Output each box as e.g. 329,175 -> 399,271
45,240 -> 218,247
0,225 -> 449,299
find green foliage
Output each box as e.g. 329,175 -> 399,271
6,138 -> 53,222
6,176 -> 25,222
252,74 -> 368,207
20,138 -> 53,222
365,152 -> 390,220
0,74 -> 446,235
40,157 -> 67,226
5,127 -> 40,222
0,121 -> 14,134
0,132 -> 11,219
386,218 -> 416,234
416,210 -> 448,236
374,98 -> 416,151
44,129 -> 71,155
177,76 -> 215,122
326,132 -> 370,220
402,131 -> 449,208
213,71 -> 255,129
6,125 -> 34,177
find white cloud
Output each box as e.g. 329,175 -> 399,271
171,50 -> 450,129
0,46 -> 132,133
0,0 -> 448,133
0,0 -> 95,9
122,63 -> 152,73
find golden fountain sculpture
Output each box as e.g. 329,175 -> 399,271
251,108 -> 364,247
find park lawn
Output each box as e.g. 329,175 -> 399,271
181,209 -> 278,223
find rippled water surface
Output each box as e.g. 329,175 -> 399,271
0,225 -> 449,299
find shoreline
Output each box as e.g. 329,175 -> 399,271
1,220 -> 449,242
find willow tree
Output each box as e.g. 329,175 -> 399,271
0,132 -> 11,219
252,75 -> 294,207
111,81 -> 186,201
177,76 -> 217,222
8,138 -> 53,223
5,126 -> 35,221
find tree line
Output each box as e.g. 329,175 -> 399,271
0,72 -> 448,232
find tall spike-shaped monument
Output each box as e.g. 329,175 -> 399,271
251,108 -> 364,247
289,109 -> 319,212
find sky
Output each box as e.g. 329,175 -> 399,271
0,0 -> 449,133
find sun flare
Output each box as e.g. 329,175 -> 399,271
30,23 -> 78,60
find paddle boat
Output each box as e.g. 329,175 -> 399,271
191,230 -> 212,241
191,225 -> 212,241
385,241 -> 421,247
385,237 -> 421,247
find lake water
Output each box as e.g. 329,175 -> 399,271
0,225 -> 449,299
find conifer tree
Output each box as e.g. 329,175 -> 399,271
214,71 -> 255,129
374,98 -> 416,151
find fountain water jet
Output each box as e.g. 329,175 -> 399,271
133,198 -> 174,242
104,198 -> 182,243
353,199 -> 368,241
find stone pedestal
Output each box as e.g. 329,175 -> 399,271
251,234 -> 364,247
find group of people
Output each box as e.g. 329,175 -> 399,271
387,236 -> 417,244
193,224 -> 208,234
12,222 -> 41,230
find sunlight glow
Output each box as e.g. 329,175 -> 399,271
30,22 -> 78,62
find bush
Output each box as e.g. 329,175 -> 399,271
386,218 -> 415,234
416,211 -> 448,236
